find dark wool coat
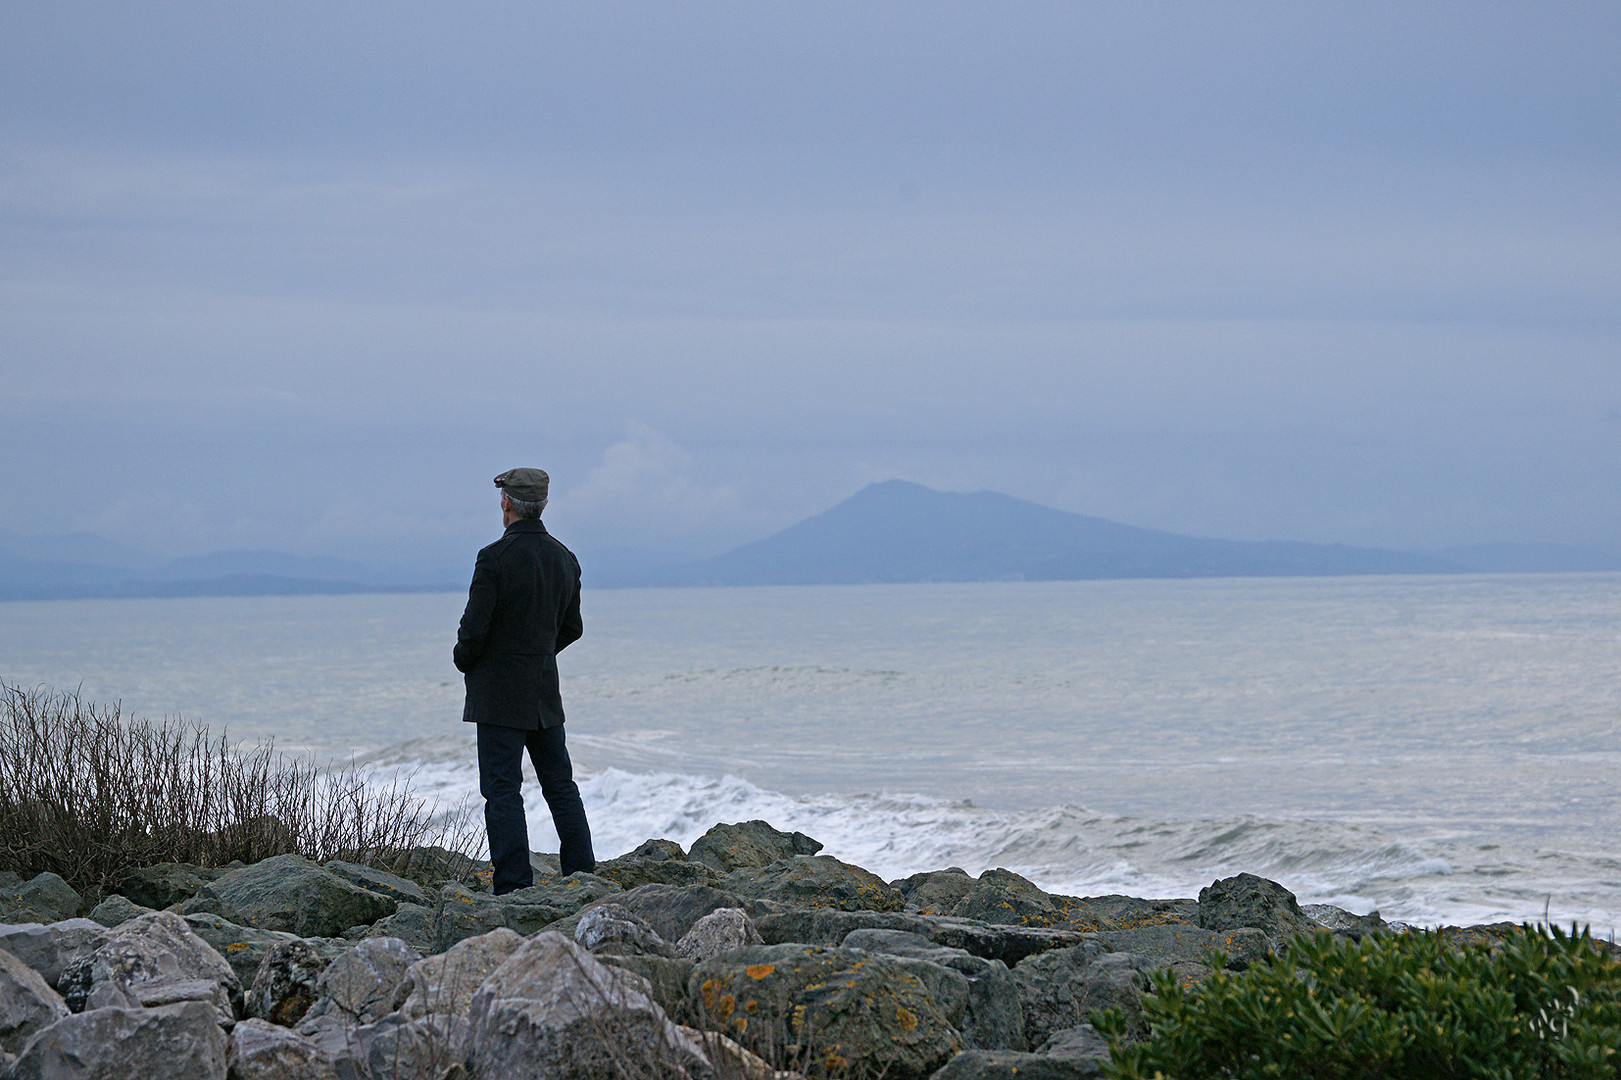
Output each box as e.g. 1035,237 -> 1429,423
454,519 -> 583,730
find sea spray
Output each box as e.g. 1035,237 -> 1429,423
361,737 -> 1619,934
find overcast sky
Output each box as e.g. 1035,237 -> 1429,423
2,2 -> 1618,571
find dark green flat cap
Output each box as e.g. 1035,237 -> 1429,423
494,467 -> 549,503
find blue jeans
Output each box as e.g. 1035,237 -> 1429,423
476,723 -> 596,892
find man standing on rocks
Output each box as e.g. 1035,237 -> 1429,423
455,468 -> 596,892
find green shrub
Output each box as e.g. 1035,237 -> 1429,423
1095,924 -> 1621,1080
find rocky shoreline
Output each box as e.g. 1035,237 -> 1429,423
0,819 -> 1403,1079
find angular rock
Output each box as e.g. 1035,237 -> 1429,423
465,931 -> 714,1080
181,913 -> 301,989
594,856 -> 725,891
949,869 -> 1058,927
574,903 -> 675,957
1303,903 -> 1390,940
920,917 -> 1094,968
245,939 -> 338,1026
301,936 -> 421,1027
342,1010 -> 465,1080
724,855 -> 903,912
0,874 -> 82,925
227,1017 -> 338,1080
756,908 -> 935,947
1038,1022 -> 1110,1061
171,891 -> 243,924
932,1049 -> 1104,1079
843,929 -> 1024,1051
1013,945 -> 1146,1048
1053,894 -> 1199,933
58,910 -> 241,1026
624,838 -> 687,862
677,907 -> 763,963
87,895 -> 155,929
756,908 -> 1087,967
363,903 -> 436,955
691,943 -> 963,1080
596,954 -> 696,1022
687,820 -> 823,873
0,920 -> 107,987
391,927 -> 524,1021
8,1001 -> 227,1080
203,855 -> 398,938
1197,873 -> 1317,948
432,874 -> 619,951
564,884 -> 752,946
115,863 -> 218,911
1097,923 -> 1271,974
895,868 -> 977,915
0,948 -> 68,1055
320,861 -> 430,908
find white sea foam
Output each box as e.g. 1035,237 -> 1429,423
367,738 -> 1621,934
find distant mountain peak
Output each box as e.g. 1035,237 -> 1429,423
601,480 -> 1463,587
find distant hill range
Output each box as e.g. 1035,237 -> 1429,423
3,482 -> 1617,599
601,480 -> 1621,587
0,536 -> 455,602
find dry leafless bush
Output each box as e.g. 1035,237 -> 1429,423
0,680 -> 477,897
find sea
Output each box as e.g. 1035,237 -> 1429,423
2,574 -> 1619,934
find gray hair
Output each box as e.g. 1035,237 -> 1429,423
503,491 -> 546,519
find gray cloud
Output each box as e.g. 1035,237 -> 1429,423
1,2 -> 1617,565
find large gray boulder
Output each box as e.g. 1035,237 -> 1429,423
300,936 -> 421,1028
755,908 -> 1087,967
57,911 -> 241,1026
181,914 -> 301,989
320,861 -> 430,908
1096,923 -> 1271,980
594,856 -> 725,891
676,907 -> 763,963
244,939 -> 340,1027
227,1017 -> 338,1080
0,875 -> 82,926
338,1011 -> 465,1080
390,927 -> 524,1022
431,874 -> 619,951
686,820 -> 822,873
594,954 -> 695,1023
200,855 -> 398,938
1038,1023 -> 1111,1063
948,870 -> 1060,926
895,868 -> 978,915
464,931 -> 715,1080
723,855 -> 904,912
556,884 -> 751,946
573,903 -> 675,958
0,921 -> 107,988
115,863 -> 218,911
362,903 -> 435,956
1012,945 -> 1147,1048
1302,903 -> 1390,940
0,948 -> 68,1056
8,1001 -> 227,1080
690,943 -> 964,1080
1197,873 -> 1317,948
844,928 -> 1025,1051
86,896 -> 154,929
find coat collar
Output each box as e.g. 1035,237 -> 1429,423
504,519 -> 548,536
